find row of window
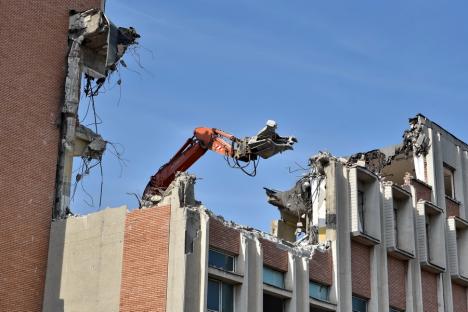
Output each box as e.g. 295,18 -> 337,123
208,249 -> 402,311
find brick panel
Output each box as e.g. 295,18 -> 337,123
120,206 -> 171,312
351,241 -> 371,299
412,179 -> 432,202
260,238 -> 288,272
0,1 -> 102,312
309,249 -> 333,285
452,283 -> 467,312
421,270 -> 438,312
446,197 -> 460,217
209,218 -> 240,255
387,256 -> 406,310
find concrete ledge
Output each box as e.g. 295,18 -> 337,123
421,262 -> 446,274
208,267 -> 243,285
351,231 -> 380,246
387,247 -> 415,260
263,284 -> 292,299
451,274 -> 468,286
309,297 -> 337,311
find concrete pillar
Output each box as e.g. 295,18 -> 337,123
409,258 -> 424,312
460,150 -> 468,220
165,174 -> 209,312
334,163 -> 353,312
238,234 -> 262,312
286,254 -> 308,312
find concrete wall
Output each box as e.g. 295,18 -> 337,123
43,206 -> 126,312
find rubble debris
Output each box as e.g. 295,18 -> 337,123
345,115 -> 430,176
399,115 -> 430,157
264,177 -> 311,217
346,149 -> 390,173
74,124 -> 106,159
308,151 -> 332,175
54,9 -> 139,219
264,114 -> 432,243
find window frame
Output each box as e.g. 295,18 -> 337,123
443,163 -> 456,199
352,295 -> 368,312
309,280 -> 330,302
358,190 -> 366,233
263,265 -> 285,289
208,248 -> 235,272
207,278 -> 234,312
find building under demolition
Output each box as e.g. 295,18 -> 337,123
2,2 -> 468,312
40,114 -> 468,312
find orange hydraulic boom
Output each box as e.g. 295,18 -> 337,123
143,121 -> 297,201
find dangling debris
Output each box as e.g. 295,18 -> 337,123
54,9 -> 139,219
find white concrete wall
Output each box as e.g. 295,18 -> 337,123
42,206 -> 127,312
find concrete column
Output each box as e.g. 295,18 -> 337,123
405,261 -> 415,312
165,174 -> 209,312
437,274 -> 446,312
334,164 -> 353,312
409,258 -> 424,312
238,234 -> 263,312
460,150 -> 468,220
286,254 -> 308,312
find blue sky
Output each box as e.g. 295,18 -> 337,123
74,0 -> 468,232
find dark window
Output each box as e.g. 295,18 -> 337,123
443,164 -> 455,198
263,266 -> 285,288
358,190 -> 365,233
207,279 -> 233,312
309,281 -> 330,302
390,308 -> 404,312
352,296 -> 368,312
209,249 -> 234,272
263,293 -> 284,312
310,308 -> 329,312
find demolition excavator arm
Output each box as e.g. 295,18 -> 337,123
143,120 -> 297,202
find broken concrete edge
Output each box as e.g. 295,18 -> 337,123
262,114 -> 435,244
163,172 -> 329,258
54,8 -> 139,220
200,206 -> 329,258
344,113 -> 430,173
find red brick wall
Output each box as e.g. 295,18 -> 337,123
309,249 -> 333,285
446,197 -> 460,217
412,179 -> 432,202
351,241 -> 371,299
0,1 -> 101,311
421,270 -> 438,312
452,283 -> 467,312
119,206 -> 171,312
260,238 -> 288,272
209,218 -> 240,255
387,256 -> 406,310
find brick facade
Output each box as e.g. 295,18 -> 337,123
351,241 -> 371,298
209,218 -> 240,255
387,256 -> 407,310
446,197 -> 460,218
260,238 -> 289,272
309,248 -> 333,285
119,206 -> 171,312
0,1 -> 101,311
411,179 -> 432,202
452,283 -> 468,312
421,270 -> 438,312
